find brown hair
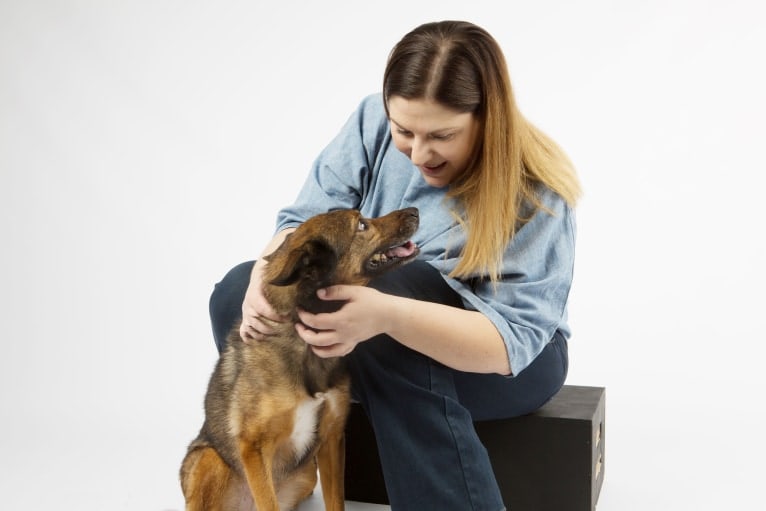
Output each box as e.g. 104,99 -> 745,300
383,21 -> 581,282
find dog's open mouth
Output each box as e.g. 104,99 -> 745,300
367,240 -> 419,270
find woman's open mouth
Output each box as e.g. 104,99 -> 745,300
419,162 -> 447,175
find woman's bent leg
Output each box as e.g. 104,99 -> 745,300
347,261 -> 568,510
347,261 -> 506,511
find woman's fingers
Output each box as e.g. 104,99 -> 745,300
240,309 -> 287,342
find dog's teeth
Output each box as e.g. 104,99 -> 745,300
369,252 -> 394,268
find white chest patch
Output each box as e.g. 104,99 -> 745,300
290,394 -> 325,460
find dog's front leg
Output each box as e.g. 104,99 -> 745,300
317,429 -> 346,511
239,439 -> 280,511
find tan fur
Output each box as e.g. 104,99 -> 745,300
181,208 -> 419,511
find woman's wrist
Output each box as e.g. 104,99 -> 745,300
383,294 -> 411,339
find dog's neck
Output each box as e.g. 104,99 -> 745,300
298,290 -> 346,315
263,281 -> 345,319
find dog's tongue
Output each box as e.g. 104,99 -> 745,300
386,241 -> 417,258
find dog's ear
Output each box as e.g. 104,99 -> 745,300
266,238 -> 338,287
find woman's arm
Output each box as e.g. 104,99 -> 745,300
387,293 -> 511,375
296,285 -> 512,375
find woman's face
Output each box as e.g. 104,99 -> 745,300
387,96 -> 480,188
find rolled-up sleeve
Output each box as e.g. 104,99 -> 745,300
436,189 -> 576,376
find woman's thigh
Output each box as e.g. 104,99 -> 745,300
452,332 -> 568,420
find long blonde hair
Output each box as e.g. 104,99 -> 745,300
384,21 -> 581,282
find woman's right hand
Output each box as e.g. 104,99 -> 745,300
239,262 -> 288,342
239,228 -> 296,342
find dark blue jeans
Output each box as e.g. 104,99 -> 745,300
209,260 -> 569,511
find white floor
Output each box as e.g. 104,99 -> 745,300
3,371 -> 761,511
298,487 -> 389,511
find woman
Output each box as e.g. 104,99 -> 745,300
210,20 -> 581,510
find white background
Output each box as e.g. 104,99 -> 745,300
1,1 -> 764,509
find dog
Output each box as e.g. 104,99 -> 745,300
180,207 -> 420,511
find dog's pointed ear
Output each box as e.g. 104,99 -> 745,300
266,238 -> 338,287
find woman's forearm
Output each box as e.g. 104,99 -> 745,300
386,295 -> 512,375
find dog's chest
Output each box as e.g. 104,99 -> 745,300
288,389 -> 343,459
289,395 -> 324,459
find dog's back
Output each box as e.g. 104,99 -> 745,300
181,208 -> 419,511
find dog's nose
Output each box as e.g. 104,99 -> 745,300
400,207 -> 419,233
402,207 -> 419,219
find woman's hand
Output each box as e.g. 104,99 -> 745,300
239,262 -> 288,342
296,285 -> 390,357
240,228 -> 296,343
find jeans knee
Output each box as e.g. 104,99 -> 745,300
366,261 -> 463,307
208,261 -> 254,352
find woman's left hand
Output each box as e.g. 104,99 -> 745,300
296,285 -> 389,358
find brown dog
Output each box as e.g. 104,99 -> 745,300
180,207 -> 419,511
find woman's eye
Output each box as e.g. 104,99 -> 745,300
358,220 -> 367,231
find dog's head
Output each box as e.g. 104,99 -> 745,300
262,208 -> 420,314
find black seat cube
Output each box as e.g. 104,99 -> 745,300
344,385 -> 605,511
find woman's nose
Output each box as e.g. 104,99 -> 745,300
409,138 -> 431,166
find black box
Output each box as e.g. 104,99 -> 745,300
344,385 -> 605,511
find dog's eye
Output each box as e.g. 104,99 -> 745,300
357,220 -> 367,231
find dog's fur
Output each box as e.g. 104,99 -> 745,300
180,208 -> 419,511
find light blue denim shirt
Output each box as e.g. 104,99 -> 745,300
276,93 -> 576,375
